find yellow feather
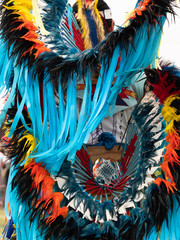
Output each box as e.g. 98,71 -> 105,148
6,0 -> 32,10
162,95 -> 180,133
3,0 -> 34,22
94,0 -> 103,26
21,134 -> 36,158
77,0 -> 92,49
14,133 -> 37,167
32,0 -> 49,35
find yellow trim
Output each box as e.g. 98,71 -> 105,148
77,0 -> 92,49
94,0 -> 103,26
76,0 -> 105,49
77,0 -> 83,10
93,0 -> 105,42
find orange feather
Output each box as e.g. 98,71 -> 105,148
11,13 -> 50,58
24,161 -> 55,199
24,161 -> 68,222
37,192 -> 68,224
154,178 -> 176,194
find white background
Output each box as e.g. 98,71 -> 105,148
69,0 -> 180,66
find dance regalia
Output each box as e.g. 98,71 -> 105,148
0,0 -> 180,240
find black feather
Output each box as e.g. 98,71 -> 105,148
11,167 -> 33,203
4,95 -> 32,166
146,183 -> 173,230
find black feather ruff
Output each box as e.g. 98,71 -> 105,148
101,0 -> 175,59
4,98 -> 32,166
145,64 -> 180,99
11,166 -> 34,203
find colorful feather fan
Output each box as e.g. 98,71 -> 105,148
0,0 -> 180,239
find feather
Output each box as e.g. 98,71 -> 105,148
0,0 -> 178,239
145,65 -> 180,104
